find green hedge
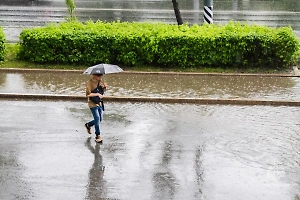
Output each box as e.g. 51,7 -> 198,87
0,27 -> 5,61
17,21 -> 300,69
156,23 -> 300,68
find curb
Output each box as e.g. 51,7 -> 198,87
0,93 -> 299,107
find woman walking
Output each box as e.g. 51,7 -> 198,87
84,73 -> 107,143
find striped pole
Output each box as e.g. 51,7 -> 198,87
204,0 -> 213,24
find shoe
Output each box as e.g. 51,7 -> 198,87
95,136 -> 103,143
84,123 -> 91,134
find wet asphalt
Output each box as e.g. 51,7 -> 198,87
0,98 -> 299,200
1,1 -> 300,198
0,69 -> 300,200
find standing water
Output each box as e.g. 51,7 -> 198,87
0,1 -> 300,199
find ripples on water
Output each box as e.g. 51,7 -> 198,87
103,102 -> 300,198
0,72 -> 299,101
106,102 -> 300,173
1,98 -> 299,199
207,106 -> 300,172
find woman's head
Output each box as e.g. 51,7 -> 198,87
92,74 -> 103,80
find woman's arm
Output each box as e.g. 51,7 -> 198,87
86,81 -> 104,98
87,93 -> 103,98
102,81 -> 108,92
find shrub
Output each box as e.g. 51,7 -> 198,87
156,22 -> 300,69
0,27 -> 5,61
17,21 -> 300,69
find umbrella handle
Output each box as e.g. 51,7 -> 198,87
102,77 -> 107,93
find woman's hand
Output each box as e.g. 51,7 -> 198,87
103,83 -> 108,91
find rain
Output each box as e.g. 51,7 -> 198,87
0,0 -> 300,199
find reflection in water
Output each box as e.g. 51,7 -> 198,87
1,73 -> 26,93
0,72 -> 299,101
0,144 -> 34,199
152,140 -> 177,199
194,147 -> 204,198
0,72 -> 86,95
116,103 -> 300,199
85,137 -> 107,199
0,100 -> 299,199
21,72 -> 86,95
0,73 -> 6,87
108,73 -> 298,100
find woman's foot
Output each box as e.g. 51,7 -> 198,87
84,123 -> 91,134
95,136 -> 103,143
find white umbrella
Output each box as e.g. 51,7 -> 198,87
83,63 -> 123,74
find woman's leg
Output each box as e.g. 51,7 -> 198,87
98,106 -> 103,122
89,106 -> 103,138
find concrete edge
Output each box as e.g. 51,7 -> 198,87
0,68 -> 299,77
0,93 -> 299,107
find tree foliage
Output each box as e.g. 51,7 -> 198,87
65,0 -> 76,21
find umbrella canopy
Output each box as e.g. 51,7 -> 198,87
83,63 -> 123,75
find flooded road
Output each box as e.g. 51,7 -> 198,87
0,100 -> 299,200
0,71 -> 300,101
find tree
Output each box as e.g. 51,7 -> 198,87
172,0 -> 183,25
65,0 -> 76,21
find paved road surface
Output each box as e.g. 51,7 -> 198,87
0,99 -> 299,200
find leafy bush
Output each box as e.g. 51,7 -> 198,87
17,21 -> 300,69
156,22 -> 300,69
0,27 -> 5,61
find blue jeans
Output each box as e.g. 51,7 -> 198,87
87,106 -> 103,137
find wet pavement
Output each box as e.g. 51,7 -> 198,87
0,100 -> 299,200
1,1 -> 300,198
0,70 -> 300,200
0,70 -> 300,101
